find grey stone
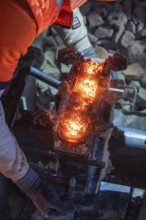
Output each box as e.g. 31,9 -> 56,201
127,21 -> 136,34
95,27 -> 114,39
128,80 -> 141,90
132,15 -> 139,25
138,54 -> 146,68
97,39 -> 115,50
116,99 -> 132,110
60,63 -> 71,74
41,49 -> 61,80
132,40 -> 146,53
88,33 -> 98,45
43,36 -> 58,47
128,81 -> 141,95
134,6 -> 146,23
141,28 -> 146,37
32,29 -> 48,50
36,88 -> 52,109
54,35 -> 64,46
95,6 -> 108,18
122,104 -> 133,112
137,22 -> 145,33
120,31 -> 135,48
140,76 -> 146,89
136,87 -> 146,108
128,41 -> 146,64
87,11 -> 104,29
123,0 -> 132,18
114,26 -> 125,43
90,1 -> 108,11
80,1 -> 92,15
113,3 -> 124,12
123,63 -> 145,81
107,11 -> 128,28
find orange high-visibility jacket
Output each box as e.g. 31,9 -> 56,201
0,0 -> 115,88
26,0 -> 87,34
0,0 -> 87,87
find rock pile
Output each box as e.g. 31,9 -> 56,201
30,0 -> 146,130
80,1 -> 146,129
81,0 -> 146,66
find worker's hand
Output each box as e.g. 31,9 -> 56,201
16,168 -> 75,219
81,46 -> 104,63
82,46 -> 98,59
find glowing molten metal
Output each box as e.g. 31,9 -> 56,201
57,60 -> 109,143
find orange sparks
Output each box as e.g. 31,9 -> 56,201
60,114 -> 87,142
77,78 -> 97,100
58,60 -> 106,143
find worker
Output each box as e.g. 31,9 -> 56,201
0,0 -> 116,219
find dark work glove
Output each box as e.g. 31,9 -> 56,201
16,168 -> 75,219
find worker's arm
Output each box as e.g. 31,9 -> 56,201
0,1 -> 73,218
0,0 -> 37,179
0,99 -> 30,181
0,0 -> 37,89
52,8 -> 98,59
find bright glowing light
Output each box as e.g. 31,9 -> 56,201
77,79 -> 97,99
64,119 -> 85,136
83,62 -> 103,76
60,114 -> 87,142
58,60 -> 107,143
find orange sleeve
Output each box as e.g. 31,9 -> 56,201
0,0 -> 37,84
